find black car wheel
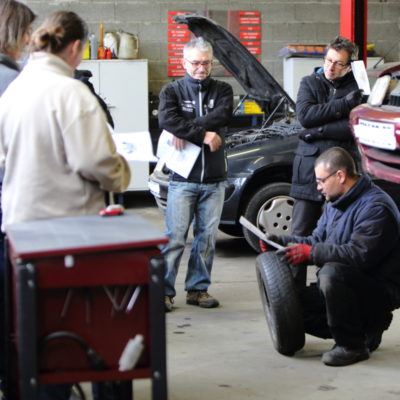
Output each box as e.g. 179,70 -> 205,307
255,252 -> 305,356
243,183 -> 294,252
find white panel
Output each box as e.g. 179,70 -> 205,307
283,57 -> 323,102
77,60 -> 150,191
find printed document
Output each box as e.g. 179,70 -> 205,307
111,128 -> 157,162
351,60 -> 371,95
156,130 -> 201,178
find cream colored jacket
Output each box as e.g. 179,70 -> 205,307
0,52 -> 130,229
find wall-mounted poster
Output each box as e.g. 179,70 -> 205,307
167,10 -> 262,77
167,11 -> 192,77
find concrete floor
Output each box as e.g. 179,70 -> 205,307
90,192 -> 400,400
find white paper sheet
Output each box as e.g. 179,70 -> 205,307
156,130 -> 201,179
112,131 -> 157,162
351,60 -> 371,95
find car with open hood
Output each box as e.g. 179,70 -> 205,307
350,62 -> 400,190
148,13 -> 302,252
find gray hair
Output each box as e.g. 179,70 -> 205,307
183,37 -> 213,58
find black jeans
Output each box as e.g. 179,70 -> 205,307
290,199 -> 324,286
301,262 -> 392,348
291,198 -> 324,237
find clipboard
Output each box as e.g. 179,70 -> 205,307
239,216 -> 285,251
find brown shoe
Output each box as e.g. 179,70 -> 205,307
165,296 -> 174,312
186,291 -> 219,308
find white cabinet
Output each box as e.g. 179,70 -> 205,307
79,59 -> 149,191
283,57 -> 324,102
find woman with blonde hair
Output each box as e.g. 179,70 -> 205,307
0,0 -> 35,396
0,0 -> 36,95
0,9 -> 130,400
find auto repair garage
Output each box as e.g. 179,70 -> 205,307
1,0 -> 400,399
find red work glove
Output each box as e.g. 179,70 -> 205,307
259,235 -> 280,253
282,244 -> 312,265
259,239 -> 270,252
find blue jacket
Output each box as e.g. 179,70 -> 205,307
282,174 -> 400,307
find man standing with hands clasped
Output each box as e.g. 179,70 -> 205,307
261,147 -> 400,366
158,37 -> 233,312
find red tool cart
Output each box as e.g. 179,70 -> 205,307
4,211 -> 168,399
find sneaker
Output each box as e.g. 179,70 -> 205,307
322,345 -> 369,367
165,296 -> 174,312
186,291 -> 219,308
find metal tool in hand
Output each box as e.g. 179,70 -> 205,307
239,216 -> 285,250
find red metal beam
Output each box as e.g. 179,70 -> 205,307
340,0 -> 367,64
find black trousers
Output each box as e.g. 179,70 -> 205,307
290,199 -> 324,286
300,262 -> 392,348
291,198 -> 324,237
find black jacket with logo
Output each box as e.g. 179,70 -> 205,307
290,70 -> 359,201
158,73 -> 233,183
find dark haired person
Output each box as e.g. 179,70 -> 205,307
0,10 -> 130,399
288,36 -> 364,285
262,147 -> 400,366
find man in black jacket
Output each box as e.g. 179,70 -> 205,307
158,37 -> 233,312
289,36 -> 363,285
291,37 -> 363,235
263,147 -> 400,366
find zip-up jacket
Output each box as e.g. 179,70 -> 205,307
290,70 -> 359,201
280,174 -> 400,309
158,73 -> 233,183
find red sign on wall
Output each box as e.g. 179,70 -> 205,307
167,11 -> 193,77
228,10 -> 262,65
240,32 -> 262,40
239,17 -> 261,25
167,10 -> 262,78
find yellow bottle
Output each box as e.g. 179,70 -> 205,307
82,39 -> 90,60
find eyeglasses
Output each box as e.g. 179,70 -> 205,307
324,57 -> 349,69
316,170 -> 338,185
185,59 -> 213,67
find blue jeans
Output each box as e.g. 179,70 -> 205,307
162,181 -> 226,297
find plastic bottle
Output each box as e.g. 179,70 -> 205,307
82,39 -> 90,60
89,33 -> 98,60
97,21 -> 105,60
118,334 -> 144,371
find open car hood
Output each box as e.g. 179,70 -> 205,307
174,13 -> 296,112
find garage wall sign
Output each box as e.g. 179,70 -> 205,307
167,10 -> 262,77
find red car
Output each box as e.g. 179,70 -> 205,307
350,62 -> 400,183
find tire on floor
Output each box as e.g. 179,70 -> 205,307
255,251 -> 305,356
